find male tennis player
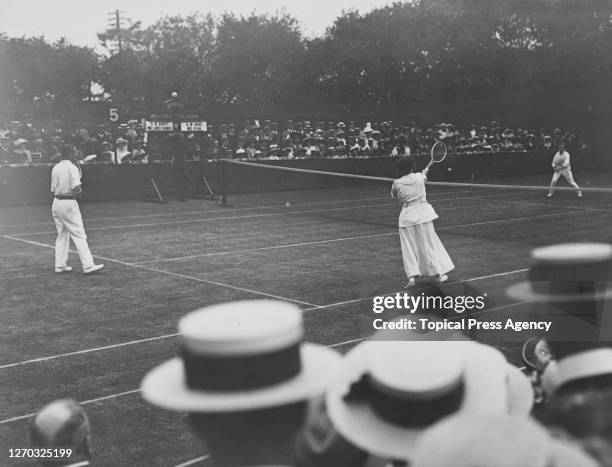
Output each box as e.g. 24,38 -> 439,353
51,145 -> 104,274
547,143 -> 582,198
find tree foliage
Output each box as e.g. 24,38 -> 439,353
1,0 -> 611,124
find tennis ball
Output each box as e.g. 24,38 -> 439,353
285,202 -> 291,208
447,167 -> 453,172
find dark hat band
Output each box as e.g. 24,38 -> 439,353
343,374 -> 464,428
181,343 -> 301,392
530,260 -> 612,282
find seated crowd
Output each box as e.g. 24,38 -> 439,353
1,117 -> 584,165
28,245 -> 612,467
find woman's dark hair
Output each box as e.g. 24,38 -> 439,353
396,156 -> 415,175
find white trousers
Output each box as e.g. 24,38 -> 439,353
550,168 -> 579,190
52,199 -> 95,270
399,222 -> 454,279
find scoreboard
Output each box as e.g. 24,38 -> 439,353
145,113 -> 207,133
181,121 -> 207,132
145,121 -> 174,132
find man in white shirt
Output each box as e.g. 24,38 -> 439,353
547,143 -> 582,197
50,145 -> 104,274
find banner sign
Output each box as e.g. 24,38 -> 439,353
146,113 -> 206,132
145,121 -> 174,132
181,121 -> 207,132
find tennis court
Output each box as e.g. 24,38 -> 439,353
1,167 -> 611,466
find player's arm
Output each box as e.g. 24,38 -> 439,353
390,181 -> 398,199
69,164 -> 83,198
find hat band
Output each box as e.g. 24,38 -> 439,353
181,344 -> 301,392
530,261 -> 612,282
344,375 -> 464,428
529,280 -> 609,298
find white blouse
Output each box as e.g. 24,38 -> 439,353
391,171 -> 439,227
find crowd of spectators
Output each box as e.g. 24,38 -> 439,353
26,243 -> 612,467
1,116 -> 584,166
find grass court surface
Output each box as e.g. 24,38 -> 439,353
1,170 -> 611,466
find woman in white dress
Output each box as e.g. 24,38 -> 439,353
391,157 -> 454,287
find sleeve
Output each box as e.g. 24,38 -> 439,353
422,169 -> 429,180
391,180 -> 398,199
69,164 -> 82,190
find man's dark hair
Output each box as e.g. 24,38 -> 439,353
396,156 -> 415,174
60,144 -> 75,159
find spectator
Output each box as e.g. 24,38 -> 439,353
29,399 -> 91,467
410,412 -> 598,467
141,300 -> 342,467
324,338 -> 529,464
115,138 -> 131,164
13,138 -> 32,163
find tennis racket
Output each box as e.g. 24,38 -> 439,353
430,140 -> 447,164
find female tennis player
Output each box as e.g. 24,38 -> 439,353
391,154 -> 454,287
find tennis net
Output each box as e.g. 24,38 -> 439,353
220,159 -> 612,246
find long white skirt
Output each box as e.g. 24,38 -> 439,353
399,221 -> 454,279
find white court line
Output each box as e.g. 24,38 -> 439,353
0,235 -> 318,308
0,335 -> 374,425
8,202 -> 396,236
0,266 -> 528,370
132,206 -> 592,265
0,389 -> 141,425
174,455 -> 210,467
0,298 -> 531,426
4,187 -> 534,237
135,231 -> 397,264
0,333 -> 181,370
1,195 -> 395,230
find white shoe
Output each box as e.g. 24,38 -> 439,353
55,266 -> 73,273
436,274 -> 448,284
546,192 -> 553,198
577,191 -> 583,198
404,278 -> 416,288
84,264 -> 104,274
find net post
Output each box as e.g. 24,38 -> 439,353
218,158 -> 229,206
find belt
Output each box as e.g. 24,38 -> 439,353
54,195 -> 76,200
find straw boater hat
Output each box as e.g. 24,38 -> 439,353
141,300 -> 341,413
326,339 -> 521,461
410,412 -> 598,467
507,243 -> 612,393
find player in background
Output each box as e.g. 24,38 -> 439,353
51,145 -> 104,274
547,142 -> 582,198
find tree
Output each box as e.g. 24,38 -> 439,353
210,13 -> 306,105
0,35 -> 100,107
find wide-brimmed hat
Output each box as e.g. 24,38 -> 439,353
410,412 -> 598,467
141,300 -> 341,413
326,340 -> 511,460
507,243 -> 612,302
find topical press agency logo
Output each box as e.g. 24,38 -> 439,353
370,292 -> 556,338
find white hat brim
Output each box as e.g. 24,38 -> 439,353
141,343 -> 341,412
506,281 -> 612,302
326,341 -> 509,460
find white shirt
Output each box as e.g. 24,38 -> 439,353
51,160 -> 81,196
391,171 -> 439,227
552,150 -> 571,170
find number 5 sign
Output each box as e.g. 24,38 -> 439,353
108,107 -> 120,123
